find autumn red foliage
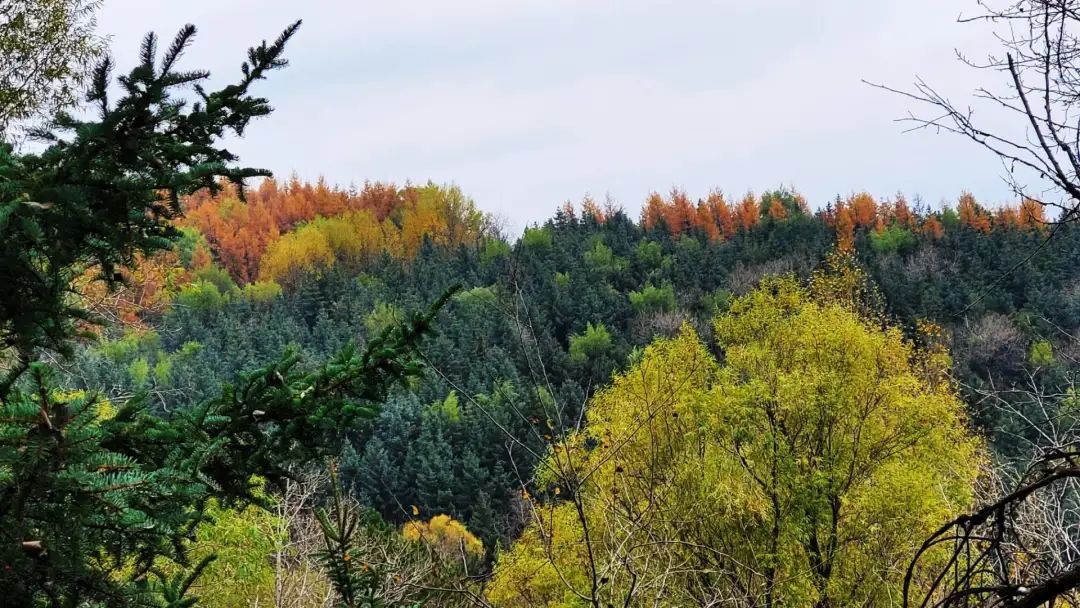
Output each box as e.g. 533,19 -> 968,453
182,177 -> 487,284
87,178 -> 1058,331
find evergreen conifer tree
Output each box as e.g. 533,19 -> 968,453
0,20 -> 454,606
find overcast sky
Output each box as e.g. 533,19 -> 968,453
98,0 -> 1011,232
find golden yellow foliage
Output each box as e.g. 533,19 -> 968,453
257,223 -> 335,287
486,504 -> 591,608
402,514 -> 484,559
257,183 -> 484,287
487,278 -> 983,607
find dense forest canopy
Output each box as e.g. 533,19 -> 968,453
6,1 -> 1080,606
56,171 -> 1080,604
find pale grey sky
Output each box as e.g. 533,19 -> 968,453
98,0 -> 1011,231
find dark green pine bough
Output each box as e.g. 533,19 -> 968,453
0,21 -> 451,607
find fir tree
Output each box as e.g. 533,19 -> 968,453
0,20 -> 455,606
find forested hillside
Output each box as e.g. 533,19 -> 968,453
8,1 -> 1080,605
61,178 -> 1080,559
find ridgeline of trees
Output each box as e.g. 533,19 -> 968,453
60,175 -> 1080,603
6,0 -> 1080,605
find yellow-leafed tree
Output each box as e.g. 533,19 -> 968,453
487,275 -> 982,607
403,514 -> 485,560
258,223 -> 335,288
